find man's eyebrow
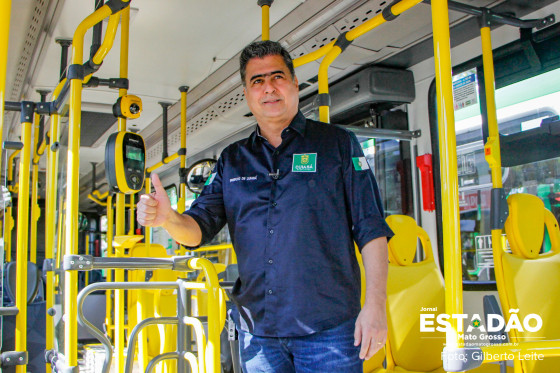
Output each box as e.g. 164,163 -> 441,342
249,70 -> 286,82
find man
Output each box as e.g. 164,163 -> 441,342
137,40 -> 393,372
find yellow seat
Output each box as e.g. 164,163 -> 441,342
499,193 -> 560,372
385,215 -> 508,373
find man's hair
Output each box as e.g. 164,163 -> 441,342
239,40 -> 295,86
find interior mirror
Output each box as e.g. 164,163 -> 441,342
186,158 -> 217,194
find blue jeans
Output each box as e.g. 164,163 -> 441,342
238,317 -> 362,373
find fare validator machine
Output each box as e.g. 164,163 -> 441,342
105,131 -> 146,194
105,94 -> 145,193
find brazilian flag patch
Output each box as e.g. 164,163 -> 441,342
352,157 -> 369,171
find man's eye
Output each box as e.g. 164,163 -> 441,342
273,75 -> 284,80
253,79 -> 263,85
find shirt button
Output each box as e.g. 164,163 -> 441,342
269,229 -> 274,234
273,151 -> 279,156
268,289 -> 273,294
271,202 -> 277,207
268,259 -> 273,264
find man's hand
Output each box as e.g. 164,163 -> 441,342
136,173 -> 172,227
354,301 -> 388,360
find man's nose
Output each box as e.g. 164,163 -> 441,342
263,78 -> 276,94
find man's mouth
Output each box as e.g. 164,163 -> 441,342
262,98 -> 282,104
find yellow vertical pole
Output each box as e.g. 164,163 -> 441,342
261,3 -> 270,41
128,193 -> 135,235
105,194 -> 114,340
29,113 -> 41,264
64,5 -> 113,368
480,23 -> 518,353
15,102 -> 34,373
178,86 -> 189,215
137,178 -> 150,371
45,107 -> 61,372
115,7 -> 130,373
0,0 -> 11,171
5,149 -> 21,263
84,233 -> 90,286
430,0 -> 463,349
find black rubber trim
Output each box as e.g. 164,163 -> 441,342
334,32 -> 352,52
83,59 -> 102,77
179,85 -> 190,93
3,141 -> 23,150
490,188 -> 509,230
316,93 -> 331,107
257,0 -> 273,7
177,147 -> 187,156
4,101 -> 21,112
105,0 -> 130,13
1,351 -> 28,366
67,64 -> 84,81
108,78 -> 128,89
382,0 -> 400,22
35,102 -> 54,115
20,101 -> 35,123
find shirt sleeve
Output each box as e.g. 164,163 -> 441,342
342,130 -> 394,251
183,154 -> 227,247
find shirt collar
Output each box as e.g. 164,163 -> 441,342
250,110 -> 307,148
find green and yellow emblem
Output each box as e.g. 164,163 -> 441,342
292,153 -> 317,172
352,156 -> 369,171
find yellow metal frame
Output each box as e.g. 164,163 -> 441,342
0,0 -> 11,172
306,0 -> 423,123
14,106 -> 33,373
261,4 -> 270,41
431,0 -> 464,350
63,3 -> 125,368
44,83 -> 63,372
178,88 -> 188,215
4,148 -> 20,262
29,113 -> 41,264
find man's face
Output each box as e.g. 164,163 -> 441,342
243,54 -> 299,125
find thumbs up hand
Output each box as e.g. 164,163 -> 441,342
137,173 -> 172,227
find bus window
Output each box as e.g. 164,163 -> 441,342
358,137 -> 413,217
453,67 -> 560,284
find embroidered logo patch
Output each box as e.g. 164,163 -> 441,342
292,153 -> 317,172
352,157 -> 369,171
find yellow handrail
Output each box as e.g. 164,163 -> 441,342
15,104 -> 33,373
4,148 -> 21,262
64,3 -> 116,368
188,258 -> 225,373
29,112 -> 41,264
115,6 -> 131,372
0,0 -> 11,173
431,0 -> 463,350
105,194 -> 114,340
178,86 -> 189,215
44,89 -> 61,372
261,3 -> 270,41
147,151 -> 180,173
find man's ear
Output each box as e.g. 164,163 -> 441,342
294,76 -> 299,90
243,87 -> 247,96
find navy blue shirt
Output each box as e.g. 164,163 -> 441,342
185,111 -> 393,337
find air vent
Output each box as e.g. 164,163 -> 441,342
333,1 -> 388,33
10,0 -> 49,101
187,108 -> 219,135
215,87 -> 245,115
